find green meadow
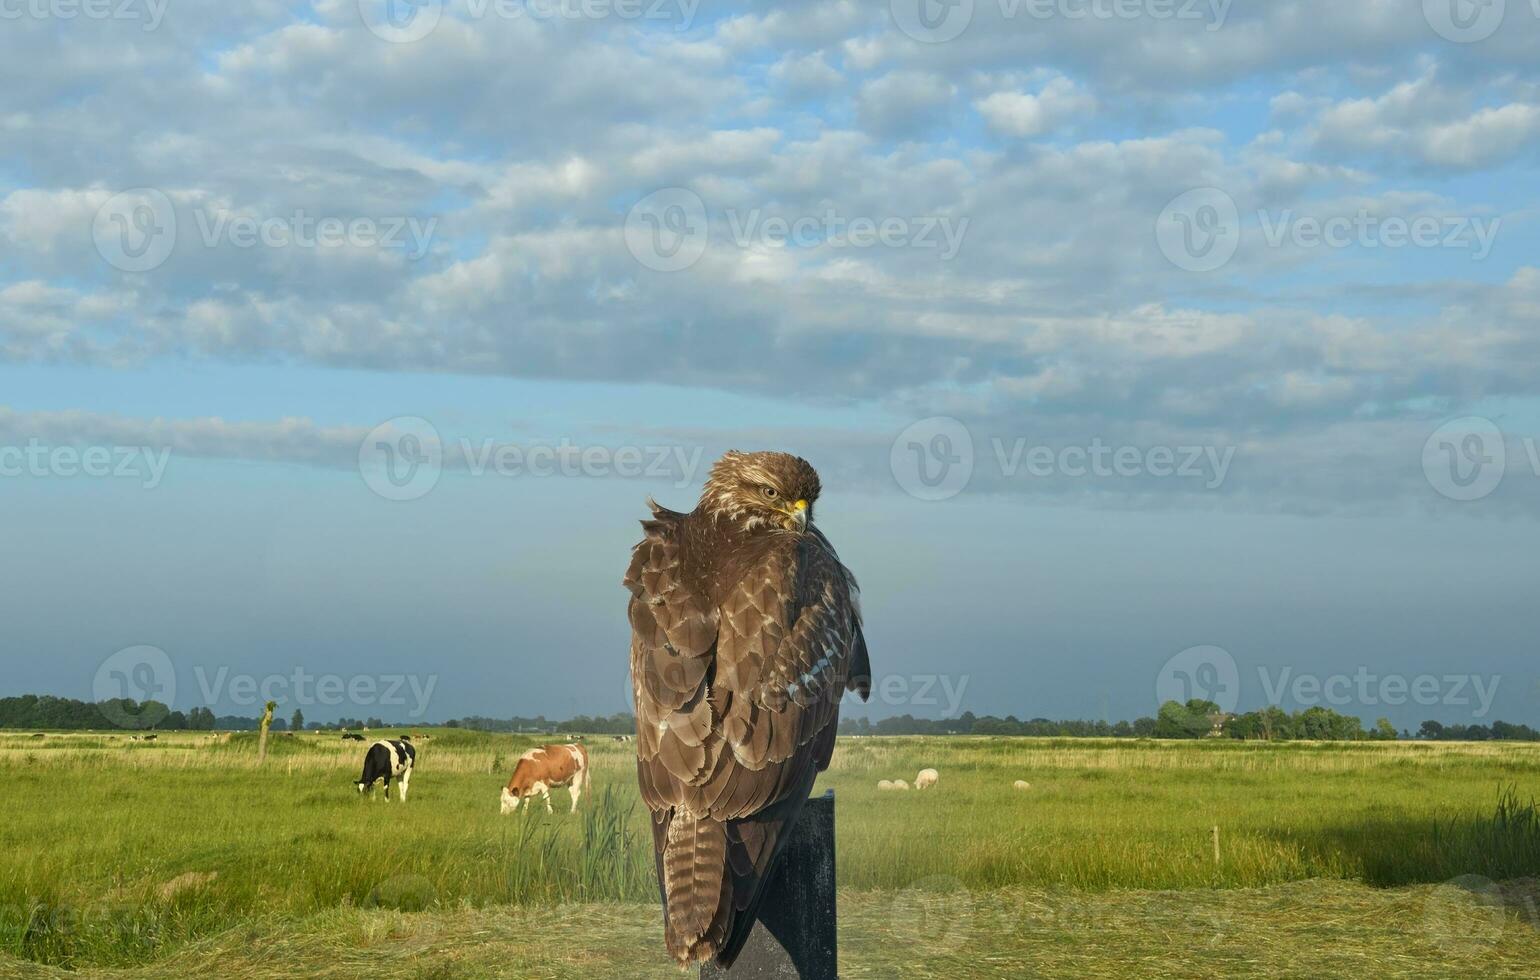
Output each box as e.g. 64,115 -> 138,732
3,730 -> 1539,977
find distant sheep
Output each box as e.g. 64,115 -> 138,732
878,779 -> 895,790
892,779 -> 910,790
1013,780 -> 1031,790
915,768 -> 939,790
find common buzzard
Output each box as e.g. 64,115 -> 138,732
625,450 -> 872,968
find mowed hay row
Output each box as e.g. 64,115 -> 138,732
0,732 -> 642,777
827,736 -> 1540,776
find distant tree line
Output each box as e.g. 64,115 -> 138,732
6,692 -> 1539,742
839,701 -> 1540,742
441,712 -> 636,735
1417,719 -> 1540,741
1,695 -> 292,732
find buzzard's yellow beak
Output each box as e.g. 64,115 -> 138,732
789,499 -> 808,529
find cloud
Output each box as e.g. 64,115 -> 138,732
1308,70 -> 1540,171
975,77 -> 1096,138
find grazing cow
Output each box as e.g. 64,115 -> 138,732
356,738 -> 415,802
915,768 -> 939,790
500,743 -> 589,814
342,733 -> 366,742
1013,780 -> 1032,790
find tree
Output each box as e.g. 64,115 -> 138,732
291,708 -> 305,733
1372,718 -> 1397,741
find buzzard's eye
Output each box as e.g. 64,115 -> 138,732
761,486 -> 778,499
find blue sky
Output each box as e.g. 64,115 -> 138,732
2,0 -> 1538,729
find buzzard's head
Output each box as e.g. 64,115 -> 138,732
701,451 -> 821,532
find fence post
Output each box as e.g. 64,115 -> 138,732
701,790 -> 838,980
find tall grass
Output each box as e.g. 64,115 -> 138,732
1,731 -> 1536,968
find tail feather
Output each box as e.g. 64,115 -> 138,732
662,812 -> 732,966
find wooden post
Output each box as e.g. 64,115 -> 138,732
256,700 -> 276,765
1212,825 -> 1221,866
701,791 -> 838,980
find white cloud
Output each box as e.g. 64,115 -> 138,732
975,78 -> 1095,138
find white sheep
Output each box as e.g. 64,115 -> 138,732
893,779 -> 910,790
877,779 -> 895,790
915,768 -> 939,790
1013,780 -> 1032,790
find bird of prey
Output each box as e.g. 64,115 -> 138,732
625,450 -> 872,969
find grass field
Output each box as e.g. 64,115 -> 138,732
3,730 -> 1539,977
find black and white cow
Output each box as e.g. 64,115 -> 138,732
355,737 -> 415,802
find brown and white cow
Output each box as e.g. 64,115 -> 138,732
500,743 -> 589,814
